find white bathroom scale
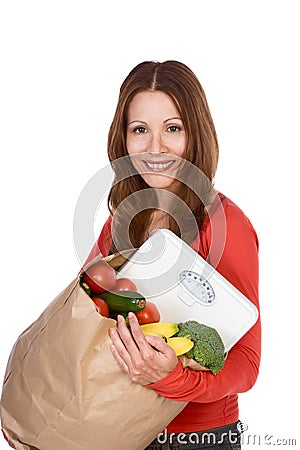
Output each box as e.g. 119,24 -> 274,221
118,229 -> 258,352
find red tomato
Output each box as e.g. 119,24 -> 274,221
92,297 -> 109,318
114,277 -> 137,291
135,302 -> 160,325
83,261 -> 117,294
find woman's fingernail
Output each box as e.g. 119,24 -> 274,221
128,312 -> 134,319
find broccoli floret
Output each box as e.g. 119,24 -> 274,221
176,320 -> 225,375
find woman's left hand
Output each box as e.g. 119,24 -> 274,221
109,312 -> 178,385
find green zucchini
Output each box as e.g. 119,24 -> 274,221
110,312 -> 130,327
97,290 -> 146,313
80,280 -> 91,297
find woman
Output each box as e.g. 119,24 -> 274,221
86,60 -> 261,449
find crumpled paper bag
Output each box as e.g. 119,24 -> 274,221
0,252 -> 187,450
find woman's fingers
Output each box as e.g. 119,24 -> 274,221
109,324 -> 135,369
144,334 -> 174,356
127,312 -> 152,351
110,314 -> 148,364
116,314 -> 143,355
110,343 -> 129,374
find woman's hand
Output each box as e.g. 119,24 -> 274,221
109,312 -> 178,385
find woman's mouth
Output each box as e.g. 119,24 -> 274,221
143,160 -> 175,173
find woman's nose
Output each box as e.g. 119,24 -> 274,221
148,132 -> 165,153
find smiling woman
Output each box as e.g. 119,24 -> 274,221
83,60 -> 261,450
126,91 -> 187,191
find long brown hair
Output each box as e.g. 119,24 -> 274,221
107,60 -> 219,253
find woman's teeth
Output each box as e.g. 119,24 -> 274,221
145,161 -> 174,170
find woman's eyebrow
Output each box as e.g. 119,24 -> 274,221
127,120 -> 147,126
127,117 -> 183,126
163,117 -> 183,123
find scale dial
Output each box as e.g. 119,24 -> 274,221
178,270 -> 216,306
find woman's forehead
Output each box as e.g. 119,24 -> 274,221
127,91 -> 181,122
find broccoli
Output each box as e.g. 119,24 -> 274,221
176,320 -> 225,375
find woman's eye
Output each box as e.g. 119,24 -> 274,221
167,125 -> 180,133
134,126 -> 147,134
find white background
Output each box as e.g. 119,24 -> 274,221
0,1 -> 299,448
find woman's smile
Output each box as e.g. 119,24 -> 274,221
143,159 -> 175,172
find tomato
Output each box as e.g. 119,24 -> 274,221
92,297 -> 109,318
135,302 -> 160,325
83,261 -> 117,294
114,277 -> 137,291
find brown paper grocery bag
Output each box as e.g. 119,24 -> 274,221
0,253 -> 187,450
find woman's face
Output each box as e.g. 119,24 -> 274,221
126,90 -> 187,190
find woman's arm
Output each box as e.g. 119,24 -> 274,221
84,216 -> 112,264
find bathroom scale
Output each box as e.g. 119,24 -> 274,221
118,229 -> 258,352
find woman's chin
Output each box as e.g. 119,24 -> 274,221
142,174 -> 178,190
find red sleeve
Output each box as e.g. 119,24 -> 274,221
148,199 -> 261,403
84,216 -> 112,265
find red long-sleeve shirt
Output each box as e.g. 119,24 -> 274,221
85,193 -> 261,433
